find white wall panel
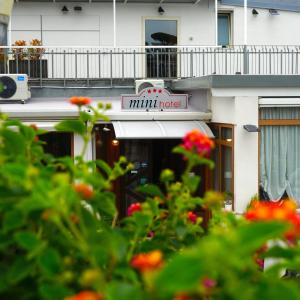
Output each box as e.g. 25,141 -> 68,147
43,32 -> 100,46
42,15 -> 100,31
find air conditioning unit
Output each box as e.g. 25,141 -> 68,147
135,79 -> 164,94
0,74 -> 31,103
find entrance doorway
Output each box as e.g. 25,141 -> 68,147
145,19 -> 177,78
94,124 -> 212,217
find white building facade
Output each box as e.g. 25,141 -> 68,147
1,0 -> 300,215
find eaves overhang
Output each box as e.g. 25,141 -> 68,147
171,75 -> 300,91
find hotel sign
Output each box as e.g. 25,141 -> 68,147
121,87 -> 188,111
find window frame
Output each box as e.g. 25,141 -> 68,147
217,11 -> 233,46
210,122 -> 235,210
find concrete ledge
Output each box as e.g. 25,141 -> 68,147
171,75 -> 300,91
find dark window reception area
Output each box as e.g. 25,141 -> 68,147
95,124 -> 212,217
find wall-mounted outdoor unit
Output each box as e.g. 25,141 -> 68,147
135,79 -> 164,94
0,74 -> 31,103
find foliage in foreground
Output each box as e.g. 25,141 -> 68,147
1,98 -> 300,300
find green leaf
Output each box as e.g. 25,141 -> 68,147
182,174 -> 200,193
255,281 -> 300,300
2,129 -> 26,155
136,184 -> 164,198
55,120 -> 86,135
14,231 -> 42,251
155,252 -> 204,294
238,222 -> 288,253
3,210 -> 24,232
39,283 -> 73,300
264,246 -> 298,260
0,233 -> 14,250
96,192 -> 117,217
95,160 -> 112,177
79,111 -> 92,122
107,281 -> 146,300
38,248 -> 62,276
20,124 -> 35,141
133,212 -> 152,228
7,256 -> 33,284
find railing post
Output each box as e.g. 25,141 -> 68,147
75,50 -> 78,81
122,50 -> 124,80
28,55 -> 31,78
87,50 -> 90,86
168,49 -> 171,78
213,48 -> 216,74
51,49 -> 54,79
98,50 -> 101,78
156,50 -> 159,78
243,45 -> 249,74
178,49 -> 181,78
133,50 -> 136,80
190,49 -> 193,77
110,49 -> 113,87
63,49 -> 66,87
39,53 -> 42,87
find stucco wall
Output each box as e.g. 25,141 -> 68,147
211,95 -> 259,213
219,4 -> 300,45
10,2 -> 300,47
11,1 -> 216,46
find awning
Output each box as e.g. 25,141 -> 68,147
112,121 -> 214,139
22,121 -> 58,131
259,98 -> 300,107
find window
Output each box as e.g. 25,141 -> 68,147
40,132 -> 73,157
259,107 -> 300,203
145,19 -> 177,78
218,13 -> 231,46
210,123 -> 234,210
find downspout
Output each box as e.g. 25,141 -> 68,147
0,0 -> 14,46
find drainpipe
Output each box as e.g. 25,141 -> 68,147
0,0 -> 14,46
243,0 -> 249,74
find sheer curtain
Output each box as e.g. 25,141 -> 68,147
260,108 -> 300,203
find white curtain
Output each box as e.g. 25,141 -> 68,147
260,108 -> 300,203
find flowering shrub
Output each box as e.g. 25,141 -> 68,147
1,98 -> 300,299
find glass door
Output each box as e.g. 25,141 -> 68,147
145,19 -> 177,78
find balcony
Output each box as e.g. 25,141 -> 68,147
0,45 -> 300,88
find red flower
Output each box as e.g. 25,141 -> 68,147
131,250 -> 164,272
65,291 -> 103,300
74,183 -> 94,200
187,211 -> 197,224
182,130 -> 214,157
69,96 -> 91,106
127,202 -> 142,216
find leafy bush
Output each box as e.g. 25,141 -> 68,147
1,98 -> 300,300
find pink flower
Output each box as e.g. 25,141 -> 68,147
127,202 -> 142,216
201,277 -> 216,289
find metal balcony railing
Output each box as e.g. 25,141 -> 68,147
0,45 -> 300,87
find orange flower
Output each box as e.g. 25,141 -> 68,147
69,96 -> 91,106
74,183 -> 94,200
174,293 -> 191,300
70,213 -> 80,224
182,130 -> 214,157
245,200 -> 300,239
131,250 -> 164,272
65,291 -> 102,300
